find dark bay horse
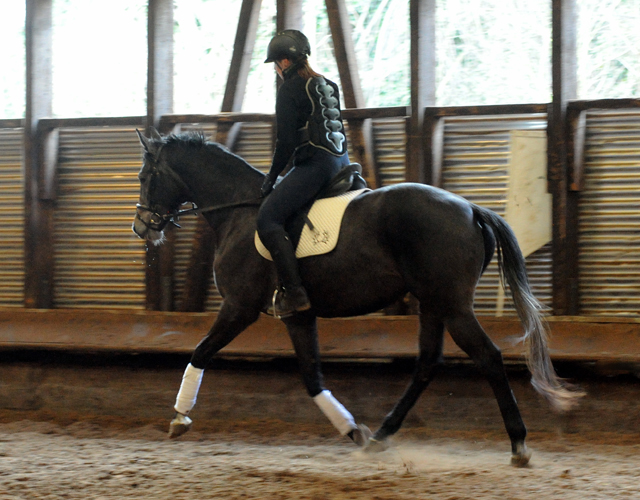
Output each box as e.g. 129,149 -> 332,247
133,128 -> 581,466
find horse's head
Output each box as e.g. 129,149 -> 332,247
133,128 -> 190,245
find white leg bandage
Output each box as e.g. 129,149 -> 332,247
174,363 -> 204,415
313,390 -> 357,435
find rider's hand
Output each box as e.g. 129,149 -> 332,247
261,174 -> 276,197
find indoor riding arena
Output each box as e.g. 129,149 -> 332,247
1,1 -> 639,499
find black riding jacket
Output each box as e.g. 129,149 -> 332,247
268,68 -> 346,180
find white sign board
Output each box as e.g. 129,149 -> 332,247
497,130 -> 552,316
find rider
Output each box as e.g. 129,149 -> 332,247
257,29 -> 350,317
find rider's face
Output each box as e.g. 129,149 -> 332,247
274,58 -> 292,79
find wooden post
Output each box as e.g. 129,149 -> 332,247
277,0 -> 303,32
275,0 -> 303,92
423,110 -> 444,187
325,0 -> 379,188
406,0 -> 436,184
24,0 -> 54,308
145,0 -> 174,310
181,0 -> 263,312
549,0 -> 578,315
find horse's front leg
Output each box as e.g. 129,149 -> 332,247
169,301 -> 260,438
283,312 -> 371,447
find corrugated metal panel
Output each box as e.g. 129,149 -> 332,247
578,109 -> 640,316
54,127 -> 146,309
0,127 -> 24,306
441,114 -> 551,315
371,118 -> 406,186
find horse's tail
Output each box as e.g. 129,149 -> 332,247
472,204 -> 584,411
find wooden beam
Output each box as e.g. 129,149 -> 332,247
223,0 -> 263,113
432,103 -> 549,117
567,108 -> 586,192
0,119 -> 25,128
567,98 -> 640,112
38,116 -> 145,130
423,112 -> 444,188
342,107 -> 409,120
146,0 -> 174,310
34,129 -> 59,309
406,0 -> 436,184
2,309 -> 640,364
549,0 -> 578,315
275,0 -> 303,93
24,0 -> 53,309
325,0 -> 379,188
147,0 -> 173,129
277,0 -> 303,31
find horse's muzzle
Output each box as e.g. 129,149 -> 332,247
132,212 -> 165,245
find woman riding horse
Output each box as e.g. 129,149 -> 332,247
258,29 -> 351,318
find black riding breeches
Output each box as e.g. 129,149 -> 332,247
257,150 -> 350,250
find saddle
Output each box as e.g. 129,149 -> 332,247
317,163 -> 367,200
288,163 -> 367,246
255,164 -> 369,259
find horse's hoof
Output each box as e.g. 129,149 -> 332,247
350,424 -> 373,448
364,437 -> 390,453
510,442 -> 532,467
168,413 -> 192,438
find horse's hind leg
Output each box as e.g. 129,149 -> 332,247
369,312 -> 445,450
169,301 -> 260,438
445,312 -> 531,466
283,312 -> 370,447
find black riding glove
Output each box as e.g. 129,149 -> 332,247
261,174 -> 276,197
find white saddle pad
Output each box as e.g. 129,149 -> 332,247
255,189 -> 369,261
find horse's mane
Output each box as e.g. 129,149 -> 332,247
161,131 -> 264,176
163,131 -> 208,150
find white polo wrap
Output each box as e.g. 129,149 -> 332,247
313,390 -> 357,435
174,363 -> 204,415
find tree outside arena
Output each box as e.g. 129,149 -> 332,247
0,0 -> 638,119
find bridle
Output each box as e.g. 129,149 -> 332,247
135,156 -> 262,232
135,198 -> 263,232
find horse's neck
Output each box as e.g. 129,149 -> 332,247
172,146 -> 262,244
173,146 -> 262,207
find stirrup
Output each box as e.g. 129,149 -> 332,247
272,287 -> 311,319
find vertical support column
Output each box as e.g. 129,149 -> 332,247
145,0 -> 174,310
423,109 -> 444,187
406,0 -> 436,184
549,0 -> 578,315
181,0 -> 263,312
325,0 -> 379,188
24,0 -> 53,308
277,0 -> 303,32
275,0 -> 303,92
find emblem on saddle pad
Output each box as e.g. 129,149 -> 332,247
255,189 -> 369,260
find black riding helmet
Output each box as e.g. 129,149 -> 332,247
264,29 -> 311,63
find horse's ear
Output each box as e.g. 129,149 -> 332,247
136,128 -> 163,157
149,127 -> 163,142
136,129 -> 151,153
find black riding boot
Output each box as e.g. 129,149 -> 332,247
268,234 -> 311,317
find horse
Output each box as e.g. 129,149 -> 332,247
132,128 -> 581,466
